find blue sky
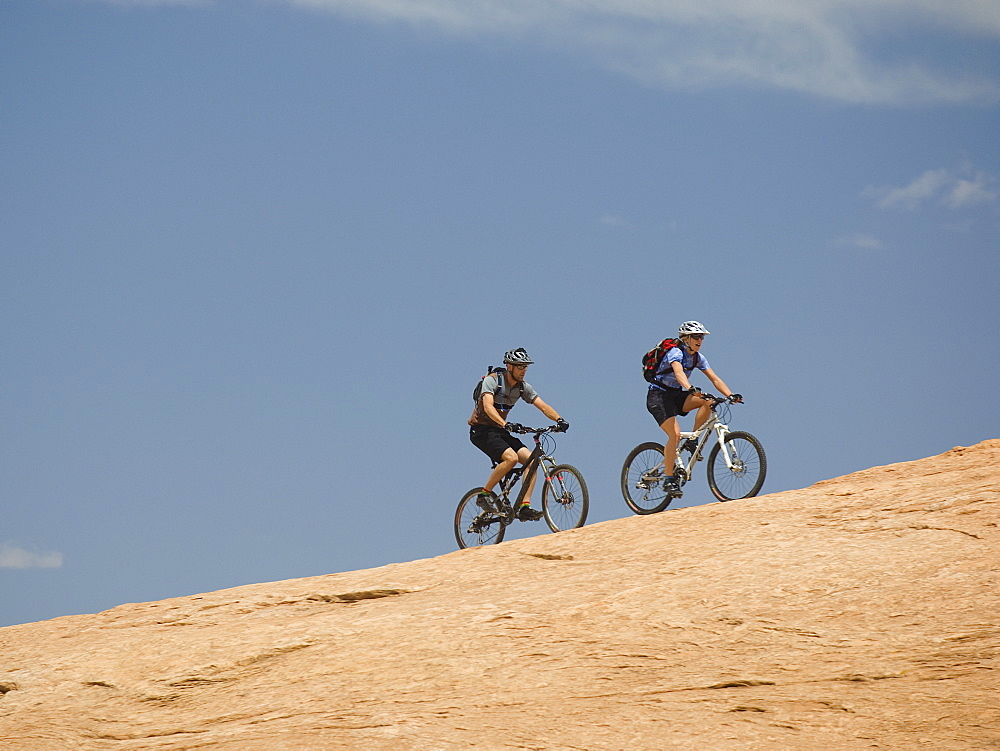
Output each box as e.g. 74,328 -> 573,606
2,0 -> 998,627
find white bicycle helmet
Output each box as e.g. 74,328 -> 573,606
503,347 -> 534,365
678,321 -> 710,338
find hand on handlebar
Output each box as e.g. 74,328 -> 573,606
505,422 -> 526,434
727,393 -> 744,404
555,418 -> 569,433
690,386 -> 721,402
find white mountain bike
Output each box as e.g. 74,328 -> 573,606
621,393 -> 766,514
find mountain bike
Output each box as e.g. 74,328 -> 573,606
455,425 -> 589,549
621,394 -> 766,514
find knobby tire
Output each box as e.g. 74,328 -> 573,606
541,464 -> 589,532
454,487 -> 506,549
707,431 -> 767,501
621,442 -> 673,514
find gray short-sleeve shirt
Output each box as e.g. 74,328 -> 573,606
469,374 -> 538,426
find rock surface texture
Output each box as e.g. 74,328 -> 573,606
1,440 -> 998,750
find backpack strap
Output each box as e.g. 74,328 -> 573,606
495,368 -> 514,411
657,343 -> 698,386
655,342 -> 676,386
492,366 -> 505,402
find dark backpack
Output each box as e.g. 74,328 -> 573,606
472,365 -> 507,403
641,338 -> 682,383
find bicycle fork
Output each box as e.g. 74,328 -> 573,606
711,425 -> 746,474
541,458 -> 574,504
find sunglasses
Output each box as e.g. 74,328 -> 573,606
687,334 -> 705,340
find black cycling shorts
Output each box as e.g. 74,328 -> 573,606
646,386 -> 691,425
469,425 -> 526,465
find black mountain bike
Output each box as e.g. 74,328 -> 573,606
455,425 -> 588,549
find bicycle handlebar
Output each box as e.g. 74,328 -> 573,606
693,390 -> 744,406
505,423 -> 562,435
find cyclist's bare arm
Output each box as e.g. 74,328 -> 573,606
670,360 -> 695,391
672,360 -> 736,401
530,397 -> 562,423
480,392 -> 508,428
702,368 -> 736,400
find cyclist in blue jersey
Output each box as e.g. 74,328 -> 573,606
647,321 -> 742,498
468,348 -> 568,521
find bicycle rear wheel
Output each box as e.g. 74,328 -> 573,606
707,431 -> 767,501
454,488 -> 507,549
621,442 -> 672,514
542,464 -> 589,532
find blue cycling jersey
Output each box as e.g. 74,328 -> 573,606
649,346 -> 709,390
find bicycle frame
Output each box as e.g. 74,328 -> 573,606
496,431 -> 558,510
672,401 -> 737,484
622,394 -> 764,512
457,423 -> 589,548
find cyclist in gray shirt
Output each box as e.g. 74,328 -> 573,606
468,348 -> 568,521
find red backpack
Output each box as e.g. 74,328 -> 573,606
641,338 -> 681,383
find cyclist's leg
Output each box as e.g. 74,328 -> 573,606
484,448 -> 518,493
686,393 -> 712,431
658,415 -> 686,497
692,407 -> 711,432
649,387 -> 689,497
470,426 -> 524,493
650,388 -> 689,463
515,447 -> 536,504
658,416 -> 681,467
514,447 -> 545,521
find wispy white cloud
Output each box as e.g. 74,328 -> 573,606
837,233 -> 884,250
92,0 -> 1000,104
864,167 -> 998,210
0,543 -> 64,569
868,169 -> 952,210
599,214 -> 634,229
945,175 -> 999,208
99,0 -> 204,6
289,0 -> 1000,105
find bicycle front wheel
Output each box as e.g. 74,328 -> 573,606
454,488 -> 507,549
707,431 -> 767,501
542,464 -> 589,532
621,442 -> 672,514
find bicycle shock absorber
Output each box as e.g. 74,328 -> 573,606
501,467 -> 523,494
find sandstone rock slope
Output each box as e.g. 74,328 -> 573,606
1,440 -> 998,750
